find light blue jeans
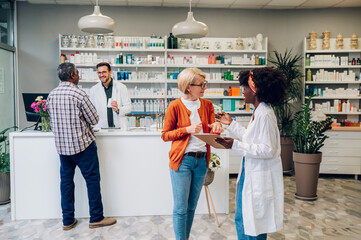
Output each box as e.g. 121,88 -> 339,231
235,157 -> 267,240
170,154 -> 208,240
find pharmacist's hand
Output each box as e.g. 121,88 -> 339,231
215,111 -> 233,125
215,137 -> 234,149
111,100 -> 118,112
208,122 -> 224,134
186,123 -> 203,134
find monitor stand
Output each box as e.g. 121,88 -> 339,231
34,116 -> 41,131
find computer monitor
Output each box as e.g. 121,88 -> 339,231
22,93 -> 49,122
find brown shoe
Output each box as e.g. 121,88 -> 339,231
63,219 -> 78,231
89,217 -> 117,229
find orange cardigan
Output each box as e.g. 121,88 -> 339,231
161,98 -> 218,171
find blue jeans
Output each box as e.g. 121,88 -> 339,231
59,141 -> 104,225
235,157 -> 267,240
170,154 -> 208,240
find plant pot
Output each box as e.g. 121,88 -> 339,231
203,169 -> 215,186
0,172 -> 10,204
280,137 -> 293,173
293,152 -> 322,201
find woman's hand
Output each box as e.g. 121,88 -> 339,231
215,137 -> 234,149
215,111 -> 233,125
186,122 -> 203,134
208,122 -> 224,134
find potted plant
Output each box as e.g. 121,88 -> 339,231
269,49 -> 303,173
204,153 -> 222,186
0,126 -> 17,204
215,56 -> 221,65
292,96 -> 333,201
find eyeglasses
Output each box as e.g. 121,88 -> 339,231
190,80 -> 208,89
97,71 -> 108,75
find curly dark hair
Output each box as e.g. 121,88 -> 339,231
238,67 -> 287,106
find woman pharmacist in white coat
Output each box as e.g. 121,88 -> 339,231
216,67 -> 287,239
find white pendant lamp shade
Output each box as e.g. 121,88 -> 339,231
172,11 -> 208,39
78,5 -> 115,34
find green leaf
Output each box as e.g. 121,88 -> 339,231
269,49 -> 303,137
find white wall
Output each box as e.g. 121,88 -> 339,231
17,2 -> 361,127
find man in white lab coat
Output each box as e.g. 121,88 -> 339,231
90,62 -> 131,129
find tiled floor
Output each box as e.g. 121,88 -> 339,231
0,175 -> 360,239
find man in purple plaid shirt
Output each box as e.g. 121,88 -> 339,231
47,63 -> 116,230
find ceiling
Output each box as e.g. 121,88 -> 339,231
24,0 -> 361,9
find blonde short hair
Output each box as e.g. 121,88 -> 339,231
177,68 -> 206,94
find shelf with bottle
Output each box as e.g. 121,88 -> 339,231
60,34 -> 165,50
166,79 -> 240,84
305,81 -> 360,84
323,112 -> 361,115
119,80 -> 165,84
165,96 -> 244,99
305,68 -> 360,83
130,99 -> 166,114
224,111 -> 254,115
60,47 -> 165,53
303,36 -> 361,129
167,36 -> 267,53
166,64 -> 265,69
306,66 -> 361,69
74,64 -> 166,68
166,52 -> 266,67
166,49 -> 267,54
313,99 -> 360,114
60,50 -> 165,67
304,54 -> 361,68
310,96 -> 361,100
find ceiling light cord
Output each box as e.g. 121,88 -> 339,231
189,0 -> 192,12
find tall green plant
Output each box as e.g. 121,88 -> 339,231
269,49 -> 303,137
0,126 -> 17,173
292,96 -> 333,154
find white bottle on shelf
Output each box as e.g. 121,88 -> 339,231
150,100 -> 154,113
146,100 -> 150,112
80,53 -> 84,64
93,53 -> 97,64
75,51 -> 81,64
70,54 -> 75,63
140,100 -> 144,112
346,100 -> 350,112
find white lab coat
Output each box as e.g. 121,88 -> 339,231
228,102 -> 284,236
89,80 -> 131,129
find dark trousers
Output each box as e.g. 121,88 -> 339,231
59,141 -> 104,225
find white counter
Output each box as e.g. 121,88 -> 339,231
10,130 -> 229,220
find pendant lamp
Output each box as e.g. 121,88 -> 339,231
78,0 -> 115,34
172,0 -> 208,39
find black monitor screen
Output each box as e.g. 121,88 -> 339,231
22,93 -> 49,122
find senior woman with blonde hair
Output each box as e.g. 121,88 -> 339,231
162,68 -> 223,240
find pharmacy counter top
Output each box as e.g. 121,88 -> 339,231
11,129 -> 163,137
9,130 -> 229,220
